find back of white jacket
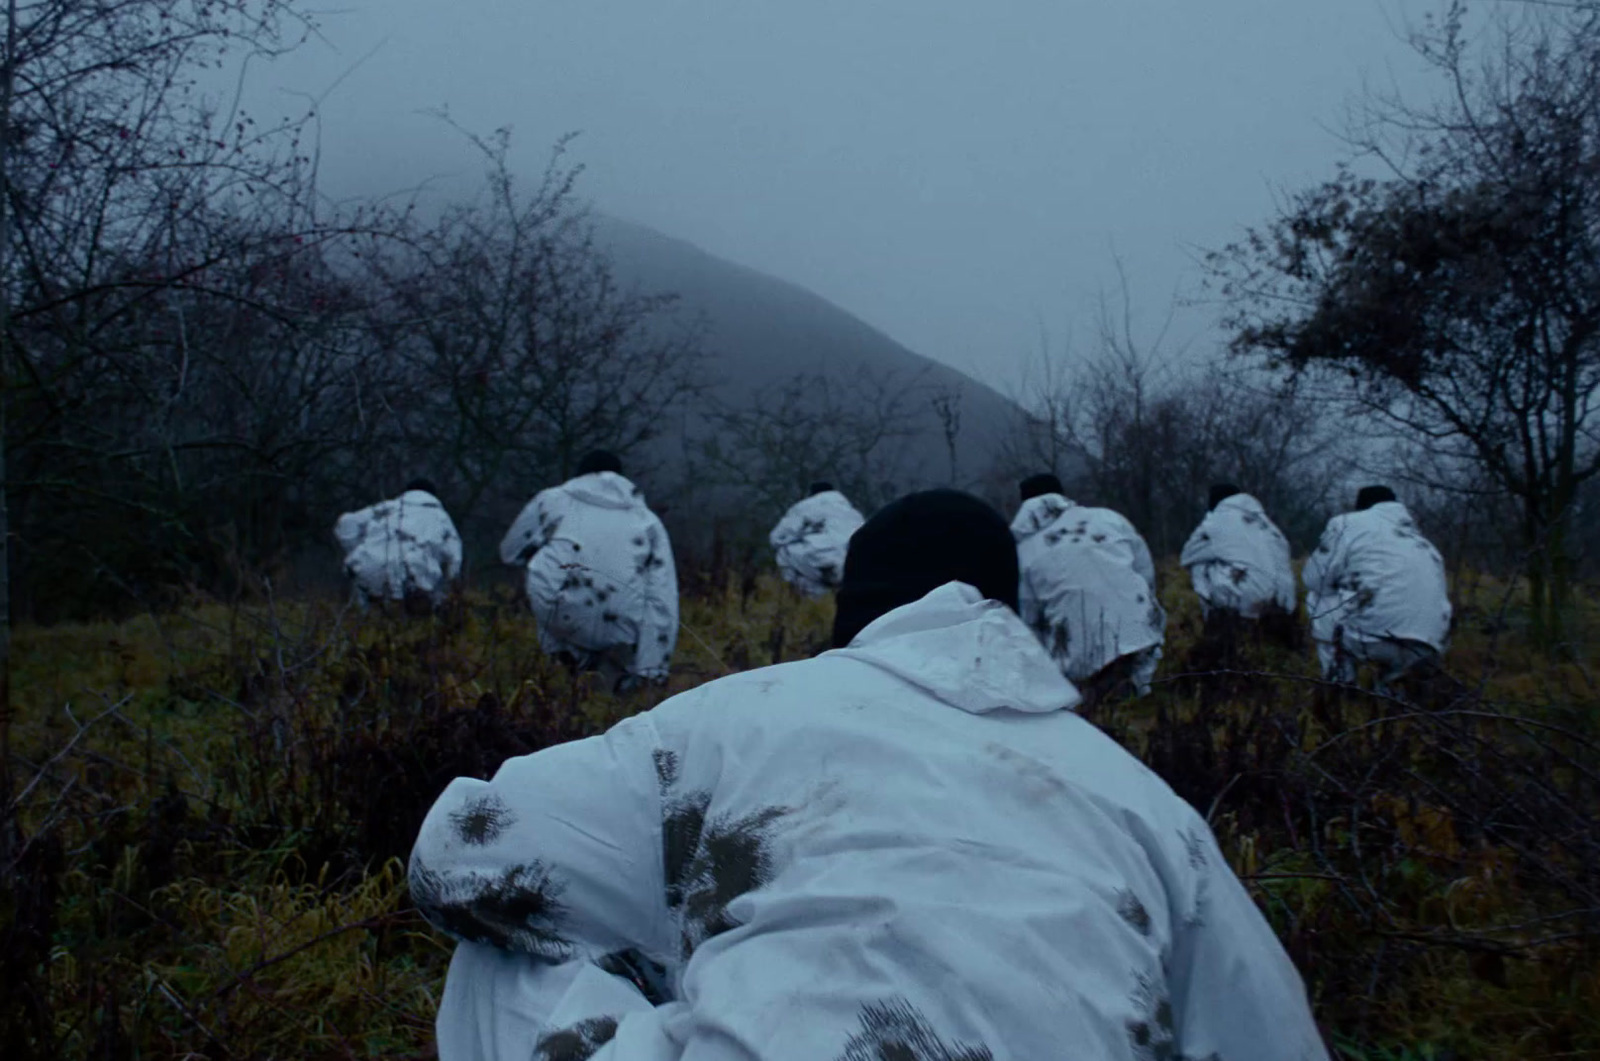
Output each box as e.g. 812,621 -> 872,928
411,584 -> 1327,1061
1302,502 -> 1450,652
500,472 -> 679,679
1179,494 -> 1297,617
1012,495 -> 1165,681
768,491 -> 865,597
335,490 -> 462,601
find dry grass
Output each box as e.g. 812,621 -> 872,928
3,567 -> 1596,1059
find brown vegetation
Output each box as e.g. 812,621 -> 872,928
3,565 -> 1596,1059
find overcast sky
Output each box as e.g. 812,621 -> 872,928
248,0 -> 1445,392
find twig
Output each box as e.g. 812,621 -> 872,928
149,972 -> 234,1058
205,912 -> 411,1002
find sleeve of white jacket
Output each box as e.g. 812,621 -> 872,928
408,713 -> 671,967
435,943 -> 678,1061
500,491 -> 558,566
334,506 -> 375,554
1178,518 -> 1214,570
1016,564 -> 1045,636
1166,825 -> 1330,1061
439,511 -> 464,582
1301,518 -> 1346,598
632,516 -> 679,680
768,503 -> 804,550
1132,533 -> 1158,593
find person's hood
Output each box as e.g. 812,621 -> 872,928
827,581 -> 1081,715
808,489 -> 852,509
562,471 -> 645,511
1215,493 -> 1267,518
1010,493 -> 1076,541
398,489 -> 442,507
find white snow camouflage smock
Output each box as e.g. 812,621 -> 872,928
768,490 -> 865,597
1179,494 -> 1296,619
499,472 -> 679,680
334,489 -> 462,604
1011,494 -> 1166,683
1302,500 -> 1451,658
410,582 -> 1328,1061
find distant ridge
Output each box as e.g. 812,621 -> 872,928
592,215 -> 1026,496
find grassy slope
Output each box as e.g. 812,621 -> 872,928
4,569 -> 1597,1059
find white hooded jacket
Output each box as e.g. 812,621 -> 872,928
411,582 -> 1328,1061
500,472 -> 679,680
334,490 -> 462,603
1011,494 -> 1165,682
1179,494 -> 1297,618
1302,501 -> 1451,653
768,490 -> 865,597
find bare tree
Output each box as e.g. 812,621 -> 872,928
1208,1 -> 1600,643
1003,281 -> 1351,554
691,366 -> 931,535
1,0 -> 18,818
364,124 -> 705,540
0,1 -> 438,616
929,381 -> 965,484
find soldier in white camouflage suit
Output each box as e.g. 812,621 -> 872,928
1011,473 -> 1166,703
1303,485 -> 1452,689
1181,484 -> 1297,621
334,479 -> 462,611
1180,483 -> 1301,657
500,451 -> 678,690
768,481 -> 865,597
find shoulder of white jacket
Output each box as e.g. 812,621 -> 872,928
1086,506 -> 1146,543
1010,493 -> 1073,534
645,657 -> 825,720
1370,500 -> 1414,521
1322,510 -> 1358,533
528,484 -> 564,506
816,489 -> 855,508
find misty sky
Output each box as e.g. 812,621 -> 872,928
249,1 -> 1445,392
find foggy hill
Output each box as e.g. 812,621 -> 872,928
592,216 -> 1028,496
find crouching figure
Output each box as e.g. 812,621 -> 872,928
334,478 -> 462,611
1180,483 -> 1300,655
768,481 -> 864,597
500,451 -> 679,689
410,488 -> 1329,1061
1011,473 -> 1166,704
1303,485 -> 1452,690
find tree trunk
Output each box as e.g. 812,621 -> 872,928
1,0 -> 18,745
1523,498 -> 1575,652
1545,500 -> 1574,652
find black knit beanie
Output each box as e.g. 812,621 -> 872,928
1355,484 -> 1396,510
578,450 -> 623,476
831,489 -> 1020,648
1208,482 -> 1242,511
809,481 -> 835,496
1019,472 -> 1064,503
404,477 -> 439,497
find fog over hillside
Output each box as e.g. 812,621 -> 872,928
591,216 -> 1031,512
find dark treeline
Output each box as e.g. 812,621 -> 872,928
0,1 -> 1010,622
1,3 -> 715,621
4,0 -> 1600,647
